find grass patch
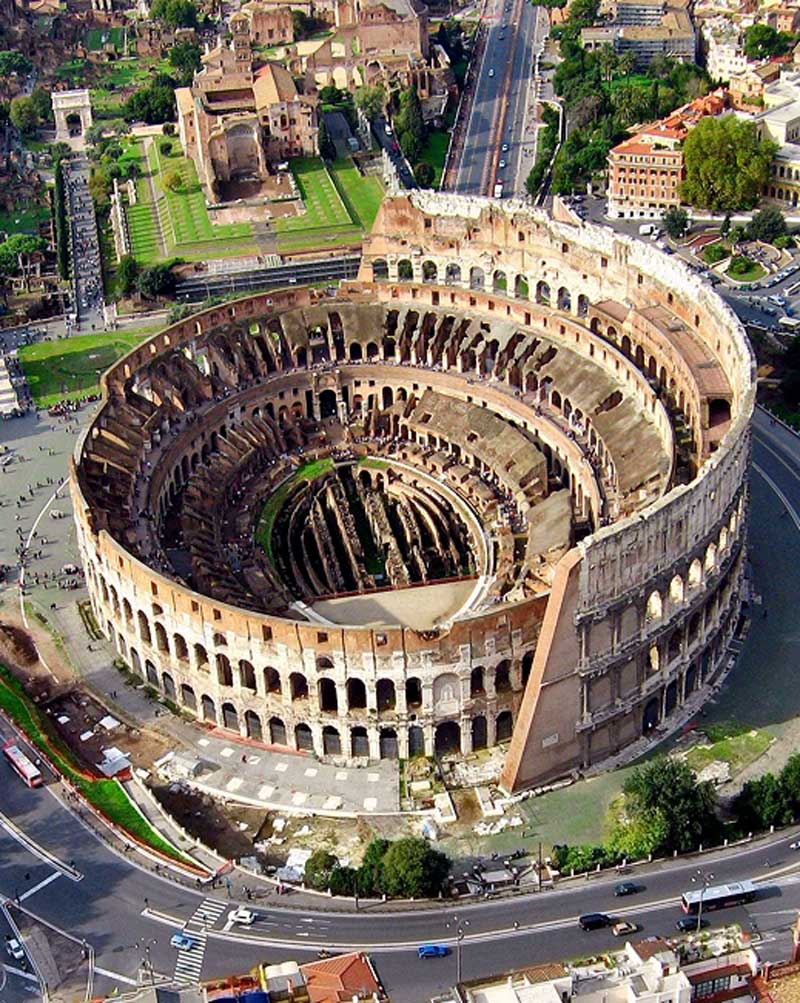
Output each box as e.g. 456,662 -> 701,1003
0,201 -> 51,237
685,725 -> 771,776
358,457 -> 389,470
18,330 -> 154,405
86,26 -> 125,51
255,458 -> 334,562
702,242 -> 729,266
726,256 -> 766,283
0,665 -> 192,864
418,129 -> 450,188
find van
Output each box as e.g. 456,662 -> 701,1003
638,223 -> 654,236
579,913 -> 610,931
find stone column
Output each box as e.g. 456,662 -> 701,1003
460,717 -> 472,755
368,727 -> 381,761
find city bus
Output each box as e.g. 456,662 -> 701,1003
778,316 -> 800,332
680,879 -> 756,915
2,741 -> 43,788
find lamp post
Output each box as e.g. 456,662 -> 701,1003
691,868 -> 714,934
138,938 -> 157,986
445,915 -> 469,984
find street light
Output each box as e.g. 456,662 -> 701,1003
137,937 -> 157,986
445,915 -> 470,984
691,868 -> 714,933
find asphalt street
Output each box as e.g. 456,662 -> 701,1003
454,0 -> 541,196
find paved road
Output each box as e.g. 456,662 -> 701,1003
454,0 -> 542,196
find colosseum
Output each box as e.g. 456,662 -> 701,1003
70,193 -> 755,791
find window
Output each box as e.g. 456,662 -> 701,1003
317,631 -> 328,643
213,609 -> 221,621
151,582 -> 158,596
262,625 -> 273,642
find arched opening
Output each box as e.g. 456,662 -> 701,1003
688,611 -> 702,644
138,611 -> 152,646
239,660 -> 256,691
493,269 -> 507,293
217,653 -> 233,687
155,622 -> 168,654
397,259 -> 413,280
642,696 -> 660,734
162,672 -> 176,700
347,678 -> 367,710
376,678 -> 396,711
145,660 -> 158,686
372,258 -> 389,281
366,341 -> 379,360
536,280 -> 551,305
221,702 -> 238,731
445,263 -> 462,285
349,341 -> 363,361
665,679 -> 679,715
323,725 -> 341,755
382,385 -> 394,408
470,666 -> 485,697
668,630 -> 682,662
408,724 -> 425,757
521,651 -> 534,687
245,710 -> 262,740
711,398 -> 733,426
181,684 -> 197,710
406,677 -> 422,709
472,715 -> 487,750
685,663 -> 697,695
269,716 -> 287,746
470,266 -> 485,290
379,728 -> 398,759
669,575 -> 684,606
290,672 -> 309,700
422,260 -> 438,283
515,275 -> 529,299
351,726 -> 369,757
496,709 -> 513,742
688,559 -> 702,589
264,666 -> 282,694
295,722 -> 314,752
174,633 -> 189,661
318,678 -> 338,712
557,287 -> 571,311
201,694 -> 217,722
646,591 -> 663,622
319,389 -> 337,419
434,720 -> 461,755
494,661 -> 511,693
383,337 -> 396,359
577,294 -> 589,317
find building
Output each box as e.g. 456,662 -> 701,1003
701,17 -> 748,81
72,192 -> 753,791
175,20 -> 318,199
300,952 -> 386,1002
606,89 -> 727,219
581,0 -> 696,68
236,1 -> 295,46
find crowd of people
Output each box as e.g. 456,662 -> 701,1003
64,158 -> 104,324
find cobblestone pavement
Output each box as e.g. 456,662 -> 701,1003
0,404 -> 400,817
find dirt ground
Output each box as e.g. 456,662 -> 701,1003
152,782 -> 265,861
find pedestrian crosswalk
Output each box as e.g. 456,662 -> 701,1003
173,898 -> 227,985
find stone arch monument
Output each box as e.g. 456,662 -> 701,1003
52,90 -> 93,142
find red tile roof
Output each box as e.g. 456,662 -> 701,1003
301,952 -> 385,1003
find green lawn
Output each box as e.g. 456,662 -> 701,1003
685,724 -> 772,776
255,458 -> 334,563
19,330 -> 154,405
86,26 -> 125,51
273,157 -> 383,252
418,129 -> 450,188
726,258 -> 767,283
0,201 -> 50,237
0,665 -> 194,866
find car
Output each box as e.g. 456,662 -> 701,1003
675,917 -> 708,933
612,920 -> 639,937
489,68 -> 495,77
579,913 -> 611,931
418,944 -> 449,958
170,933 -> 197,950
229,907 -> 257,926
790,840 -> 800,850
384,123 -> 393,136
499,159 -> 507,169
6,938 -> 24,962
501,143 -> 509,152
614,881 -> 639,897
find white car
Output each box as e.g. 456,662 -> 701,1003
489,68 -> 495,77
228,907 -> 257,926
6,938 -> 25,962
789,840 -> 800,850
498,159 -> 506,169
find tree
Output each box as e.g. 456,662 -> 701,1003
662,205 -> 689,240
29,88 -> 53,125
729,224 -> 747,245
137,263 -> 177,298
150,0 -> 198,27
48,142 -> 72,165
319,84 -> 348,106
622,757 -> 718,854
748,206 -> 787,243
380,837 -> 449,898
357,837 -> 389,895
163,122 -> 176,136
9,96 -> 38,136
744,23 -> 791,60
291,9 -> 312,38
0,234 -> 45,277
607,807 -> 669,861
84,124 -> 106,147
304,850 -> 338,891
734,773 -> 791,831
396,85 -> 425,153
0,51 -> 32,76
164,169 -> 183,191
780,753 -> 800,812
317,119 -> 336,160
354,84 -> 385,121
169,40 -> 202,86
728,254 -> 754,277
159,139 -> 173,156
720,213 -> 731,239
328,865 -> 357,897
414,161 -> 434,187
123,80 -> 177,125
117,255 -> 139,297
681,116 -> 776,212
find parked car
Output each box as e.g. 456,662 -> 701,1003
6,938 -> 25,962
614,881 -> 639,897
675,917 -> 708,933
229,907 -> 257,926
579,913 -> 611,931
170,933 -> 197,950
612,920 -> 639,937
418,944 -> 449,958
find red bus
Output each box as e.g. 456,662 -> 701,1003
3,741 -> 43,788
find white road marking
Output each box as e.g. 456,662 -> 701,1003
0,811 -> 82,880
3,965 -> 38,983
19,871 -> 60,902
93,966 -> 140,987
753,462 -> 800,533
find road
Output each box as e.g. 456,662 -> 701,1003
453,0 -> 542,196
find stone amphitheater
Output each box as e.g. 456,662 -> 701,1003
71,193 -> 755,791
